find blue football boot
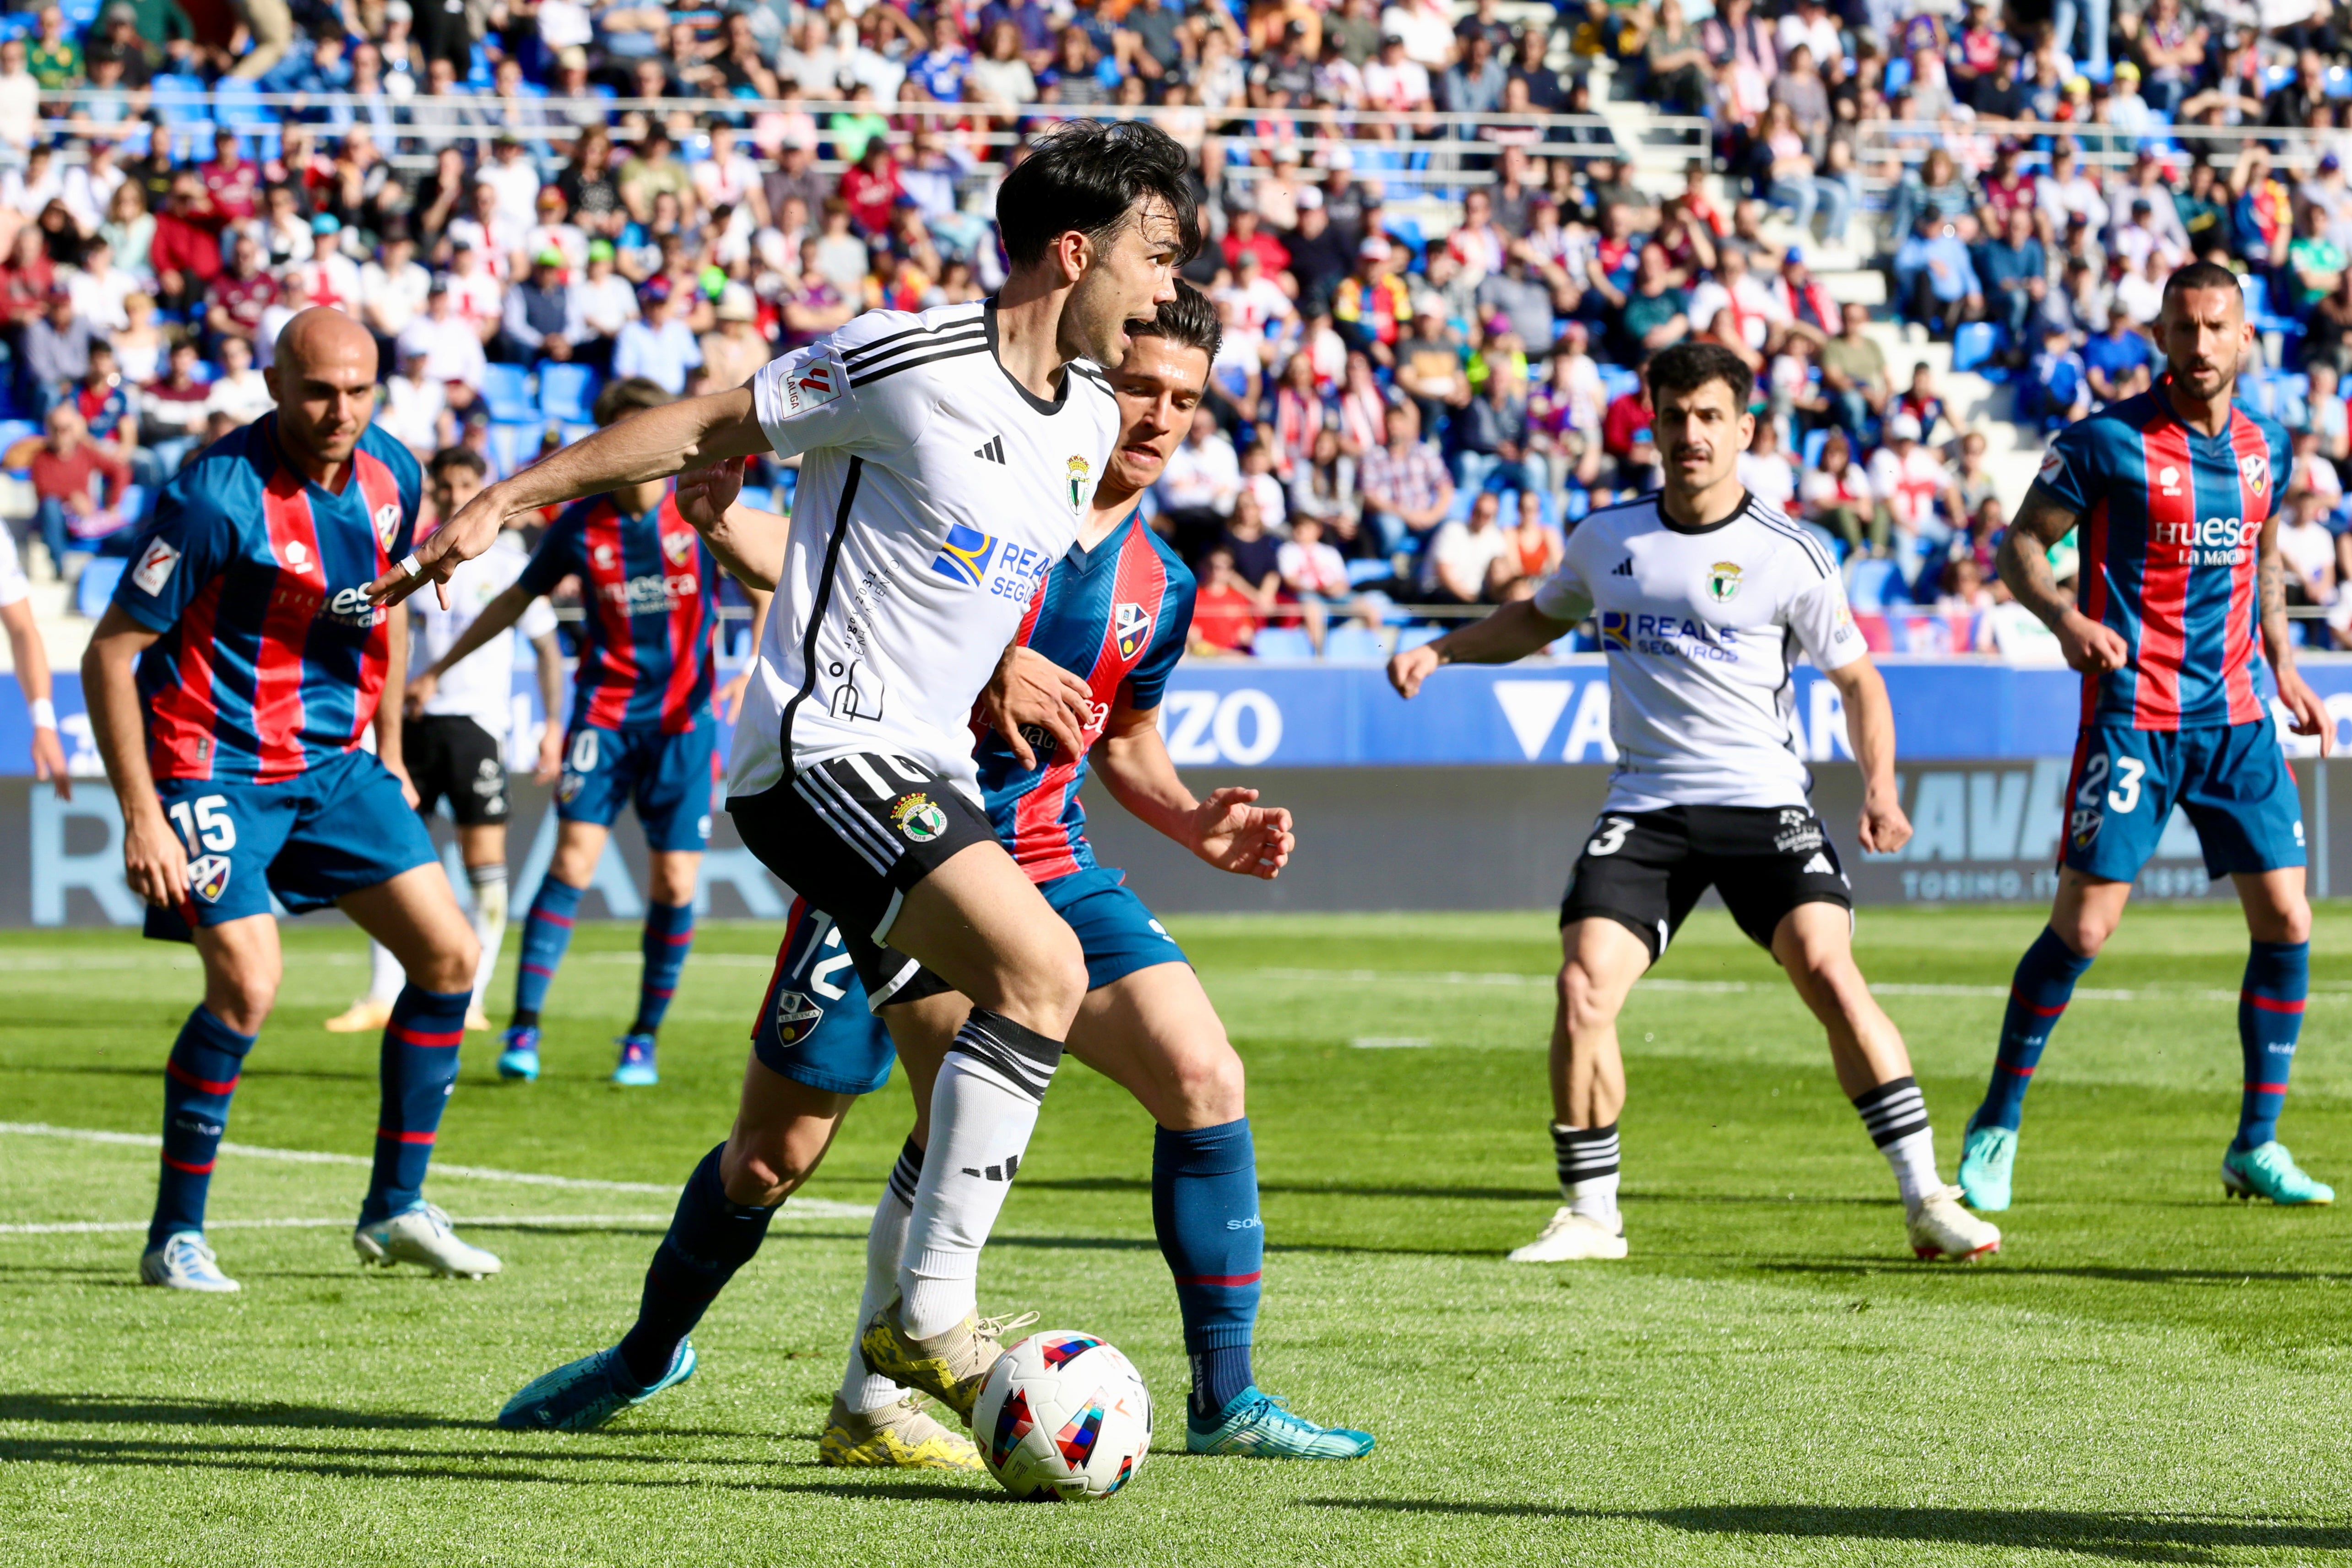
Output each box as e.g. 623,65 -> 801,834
2222,1141 -> 2335,1205
498,1342 -> 696,1431
497,1025 -> 540,1082
1958,1123 -> 2017,1212
612,1032 -> 659,1086
1187,1387 -> 1375,1459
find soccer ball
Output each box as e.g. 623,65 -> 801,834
972,1330 -> 1152,1501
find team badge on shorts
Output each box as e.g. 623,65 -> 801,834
2242,453 -> 2270,496
891,792 -> 948,843
374,502 -> 401,553
771,988 -> 823,1046
558,771 -> 585,804
1067,455 -> 1092,514
1114,601 -> 1152,660
1773,808 -> 1823,854
1707,561 -> 1743,602
188,854 -> 232,904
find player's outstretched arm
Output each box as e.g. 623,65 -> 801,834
408,584 -> 537,711
1824,653 -> 1913,856
1,595 -> 67,798
2256,509 -> 2333,752
79,605 -> 185,906
675,455 -> 788,591
1387,599 -> 1577,699
1095,695 -> 1292,879
367,387 -> 769,608
1997,485 -> 2127,675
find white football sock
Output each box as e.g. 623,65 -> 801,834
1568,1172 -> 1621,1225
1885,1129 -> 1940,1212
366,938 -> 405,1007
840,1137 -> 922,1414
898,1009 -> 1062,1340
467,863 -> 509,1011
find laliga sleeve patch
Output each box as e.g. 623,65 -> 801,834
131,537 -> 181,596
776,353 -> 844,418
2038,449 -> 2065,482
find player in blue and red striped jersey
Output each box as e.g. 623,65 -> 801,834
1959,261 -> 2337,1212
415,377 -> 771,1090
79,309 -> 498,1292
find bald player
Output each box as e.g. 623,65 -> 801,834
83,308 -> 501,1292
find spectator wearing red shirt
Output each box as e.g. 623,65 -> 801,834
196,128 -> 260,225
206,232 -> 277,347
150,172 -> 225,314
6,402 -> 131,571
1602,378 -> 1659,489
838,141 -> 905,239
0,226 -> 54,332
1187,548 -> 1260,656
1220,207 -> 1291,276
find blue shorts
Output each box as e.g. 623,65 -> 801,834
557,720 -> 715,852
750,896 -> 895,1096
1042,866 -> 1189,991
2063,718 -> 2308,882
144,749 -> 439,941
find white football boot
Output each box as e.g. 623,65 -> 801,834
1907,1185 -> 2002,1261
1506,1206 -> 1629,1262
354,1203 -> 503,1278
140,1231 -> 241,1292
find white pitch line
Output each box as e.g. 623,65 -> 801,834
0,1214 -> 677,1236
1249,968 -> 2346,1005
0,1123 -> 875,1221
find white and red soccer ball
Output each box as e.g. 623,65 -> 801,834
973,1330 -> 1152,1501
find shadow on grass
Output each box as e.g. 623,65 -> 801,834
1295,1500 -> 2352,1561
0,1394 -> 496,1432
1752,1261 -> 2352,1286
4,1062 -> 377,1085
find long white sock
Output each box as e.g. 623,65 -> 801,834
366,938 -> 405,1006
1853,1075 -> 1939,1211
1551,1122 -> 1621,1223
898,1009 -> 1062,1340
839,1136 -> 923,1414
1884,1129 -> 1940,1211
467,863 -> 509,1012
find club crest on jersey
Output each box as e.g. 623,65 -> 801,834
1114,601 -> 1152,660
188,854 -> 231,904
280,538 -> 312,572
779,355 -> 843,417
771,988 -> 823,1047
1706,561 -> 1743,602
374,502 -> 401,552
2242,453 -> 2270,496
930,522 -> 999,586
890,792 -> 949,843
662,529 -> 694,565
131,537 -> 179,595
2157,465 -> 2182,497
1067,454 -> 1092,514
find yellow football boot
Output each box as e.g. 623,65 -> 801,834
817,1391 -> 983,1470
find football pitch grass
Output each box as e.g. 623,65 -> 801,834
5,905 -> 2352,1566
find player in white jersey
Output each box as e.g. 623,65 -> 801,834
326,446 -> 565,1034
0,525 -> 71,793
1389,342 -> 2002,1266
370,121 -> 1199,1415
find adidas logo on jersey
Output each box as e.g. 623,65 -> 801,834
1800,852 -> 1834,875
1612,558 -> 1634,576
974,434 -> 1006,463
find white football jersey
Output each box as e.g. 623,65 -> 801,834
1533,491 -> 1865,813
729,300 -> 1123,802
0,524 -> 24,609
409,532 -> 558,735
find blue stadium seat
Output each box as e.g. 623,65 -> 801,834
484,423 -> 534,478
537,362 -> 601,424
1395,626 -> 1446,652
1846,557 -> 1900,612
1952,321 -> 2000,373
735,486 -> 774,514
1563,488 -> 1591,523
1802,427 -> 1830,469
75,557 -> 125,618
2331,65 -> 2352,100
480,363 -> 537,425
0,418 -> 38,454
1345,558 -> 1393,587
558,422 -> 596,447
1322,624 -> 1389,662
1252,626 -> 1315,660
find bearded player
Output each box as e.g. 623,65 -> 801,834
497,286 -> 1372,1463
81,308 -> 498,1292
1957,261 -> 2335,1212
1389,341 -> 2001,1265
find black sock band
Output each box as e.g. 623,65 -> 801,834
1852,1076 -> 1930,1149
885,1135 -> 924,1207
947,1008 -> 1064,1106
1551,1122 -> 1620,1189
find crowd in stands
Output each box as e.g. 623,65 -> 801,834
0,0 -> 2345,658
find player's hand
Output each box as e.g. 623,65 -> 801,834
716,671 -> 749,723
983,645 -> 1091,770
676,455 -> 748,532
122,805 -> 189,907
1387,643 -> 1442,699
2276,668 -> 2334,755
1858,785 -> 1912,857
403,670 -> 438,717
2055,609 -> 2130,676
367,485 -> 507,609
30,723 -> 69,800
1192,786 -> 1293,879
383,755 -> 420,809
536,727 -> 564,785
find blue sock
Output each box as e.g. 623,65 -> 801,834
632,901 -> 695,1037
617,1144 -> 775,1387
360,985 -> 468,1226
148,1007 -> 256,1248
1153,1118 -> 1263,1424
2235,940 -> 2309,1152
1973,927 -> 2095,1133
510,877 -> 583,1030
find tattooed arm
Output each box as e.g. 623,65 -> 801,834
2256,507 -> 2332,751
1995,483 -> 2129,674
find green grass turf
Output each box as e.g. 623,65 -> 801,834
5,904 -> 2352,1565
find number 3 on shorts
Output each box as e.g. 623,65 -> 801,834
2107,757 -> 2143,814
1587,816 -> 1634,857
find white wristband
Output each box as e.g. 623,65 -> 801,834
29,696 -> 55,730
399,553 -> 423,579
